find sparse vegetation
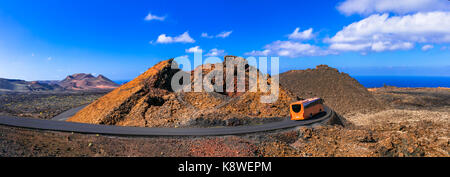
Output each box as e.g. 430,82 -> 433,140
0,92 -> 106,119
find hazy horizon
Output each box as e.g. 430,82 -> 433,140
3,64 -> 450,82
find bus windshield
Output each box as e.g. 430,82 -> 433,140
291,104 -> 302,113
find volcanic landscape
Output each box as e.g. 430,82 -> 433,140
0,56 -> 448,157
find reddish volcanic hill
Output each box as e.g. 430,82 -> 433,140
67,59 -> 185,126
68,57 -> 294,127
59,73 -> 119,91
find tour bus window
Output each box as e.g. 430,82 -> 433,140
292,104 -> 302,113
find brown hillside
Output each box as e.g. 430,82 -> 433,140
68,57 -> 294,127
183,56 -> 294,120
67,59 -> 180,125
279,65 -> 384,115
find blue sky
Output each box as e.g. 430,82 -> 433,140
0,0 -> 449,81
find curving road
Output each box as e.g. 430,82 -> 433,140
0,106 -> 334,136
51,105 -> 88,121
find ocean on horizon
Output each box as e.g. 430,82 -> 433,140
353,76 -> 450,88
114,76 -> 450,89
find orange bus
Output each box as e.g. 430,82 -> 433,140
290,97 -> 324,120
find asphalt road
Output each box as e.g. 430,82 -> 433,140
0,106 -> 334,136
51,105 -> 88,121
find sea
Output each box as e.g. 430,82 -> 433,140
353,76 -> 450,88
114,76 -> 450,88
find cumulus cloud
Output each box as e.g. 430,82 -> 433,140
337,0 -> 450,15
144,12 -> 166,21
246,10 -> 450,57
216,31 -> 232,38
288,28 -> 314,40
185,46 -> 202,53
245,49 -> 271,56
205,48 -> 227,56
177,55 -> 189,59
244,41 -> 333,58
201,32 -> 213,38
202,31 -> 233,38
327,12 -> 450,52
245,27 -> 333,57
156,31 -> 195,44
421,44 -> 434,51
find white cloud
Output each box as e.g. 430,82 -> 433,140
205,48 -> 226,56
421,44 -> 434,51
288,28 -> 314,40
144,12 -> 166,21
371,41 -> 414,51
244,41 -> 333,58
245,26 -> 334,57
327,12 -> 450,52
201,31 -> 233,39
201,32 -> 213,38
156,31 -> 195,44
47,57 -> 52,61
177,55 -> 189,59
185,46 -> 202,53
216,31 -> 232,38
156,34 -> 173,43
245,49 -> 271,56
337,0 -> 450,15
328,43 -> 372,51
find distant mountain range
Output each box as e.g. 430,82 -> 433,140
0,73 -> 119,92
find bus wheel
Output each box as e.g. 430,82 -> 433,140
310,113 -> 313,118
